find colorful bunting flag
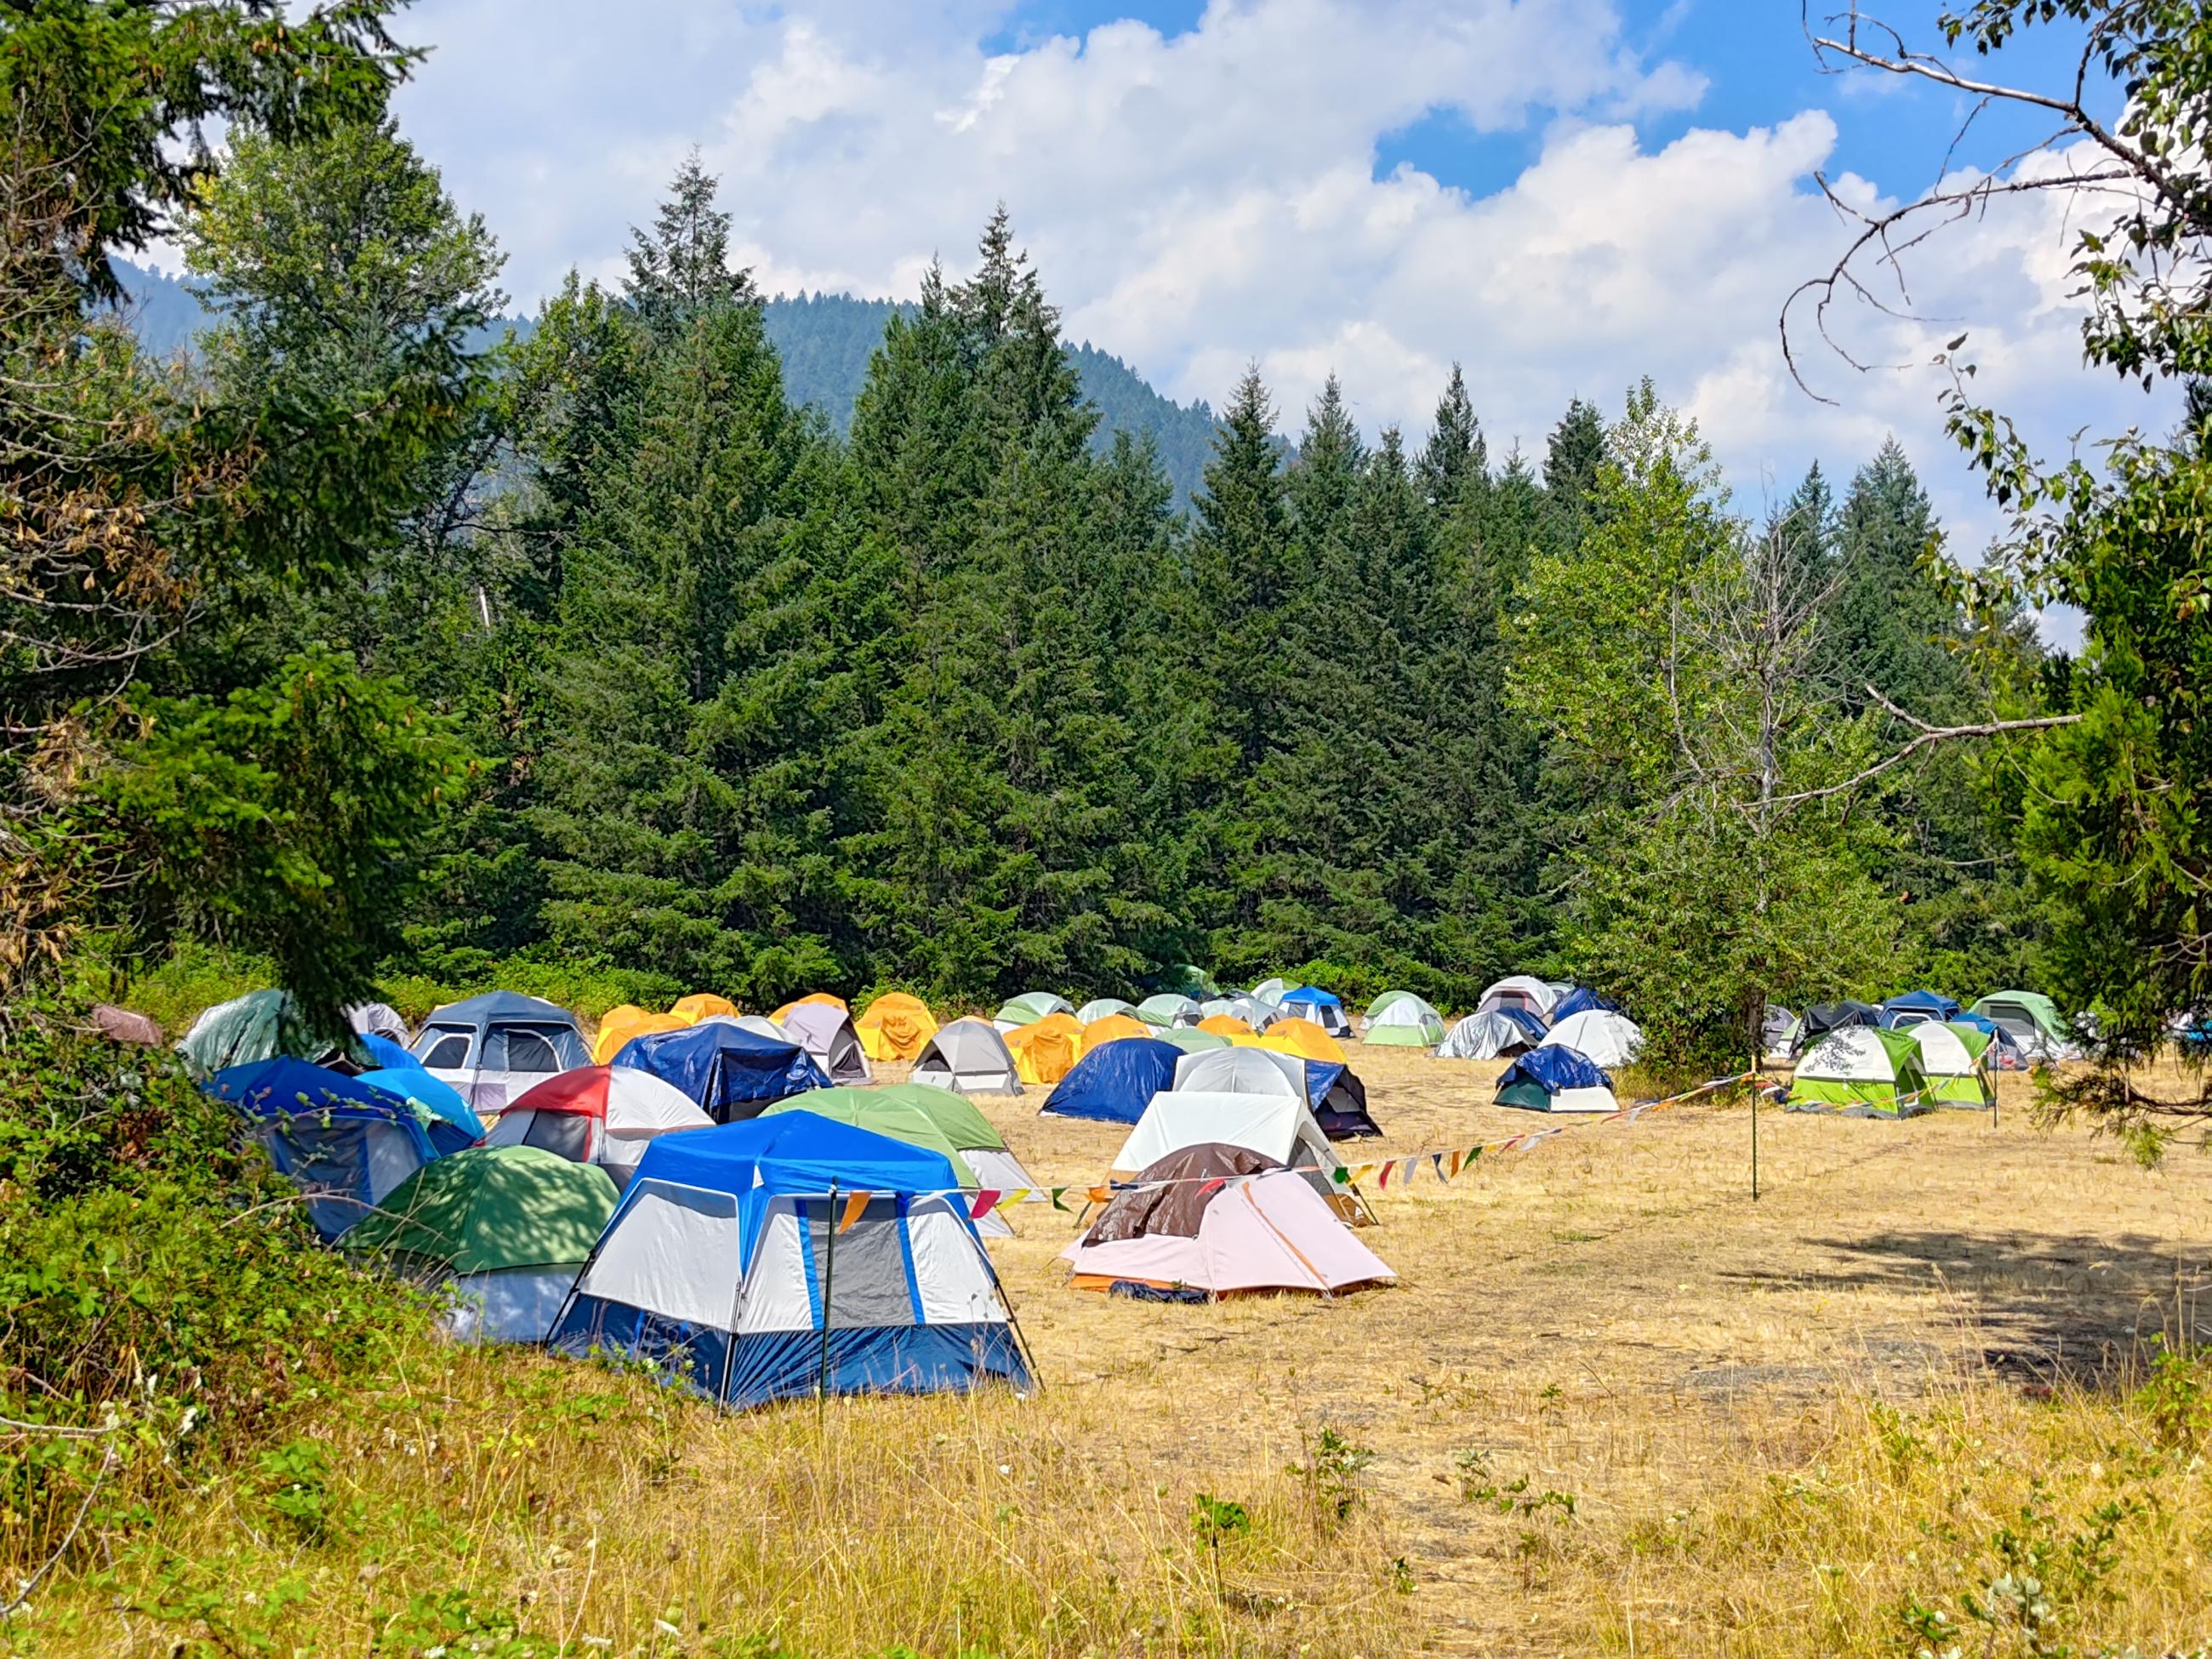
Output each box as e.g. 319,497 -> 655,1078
969,1189 -> 1001,1221
837,1190 -> 871,1234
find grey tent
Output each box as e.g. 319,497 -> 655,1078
1200,992 -> 1282,1029
910,1018 -> 1024,1095
1437,1011 -> 1540,1060
411,991 -> 591,1114
346,1001 -> 411,1043
778,1001 -> 872,1085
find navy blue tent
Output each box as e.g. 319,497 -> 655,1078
1549,988 -> 1621,1022
1303,1060 -> 1382,1140
613,1022 -> 831,1123
1040,1037 -> 1182,1123
1879,990 -> 1963,1029
205,1059 -> 441,1240
1494,1005 -> 1549,1042
549,1113 -> 1032,1410
1495,1046 -> 1617,1113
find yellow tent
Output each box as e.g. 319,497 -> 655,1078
1006,1012 -> 1083,1085
593,1009 -> 687,1065
772,992 -> 850,1023
1261,1017 -> 1347,1065
856,992 -> 938,1063
1078,1013 -> 1151,1052
1197,1013 -> 1253,1038
670,993 -> 739,1023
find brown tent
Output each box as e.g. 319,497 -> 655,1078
1083,1143 -> 1280,1244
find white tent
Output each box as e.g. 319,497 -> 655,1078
910,1018 -> 1024,1095
1475,975 -> 1559,1019
1135,994 -> 1204,1029
1200,992 -> 1283,1029
345,1001 -> 409,1043
483,1066 -> 712,1186
1171,1044 -> 1308,1099
1541,1010 -> 1644,1069
778,1002 -> 872,1085
1436,1011 -> 1540,1060
1251,978 -> 1289,1004
1110,1090 -> 1339,1178
716,1014 -> 795,1043
1076,998 -> 1137,1024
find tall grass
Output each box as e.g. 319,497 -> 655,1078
9,1343 -> 1412,1657
1543,1348 -> 2212,1657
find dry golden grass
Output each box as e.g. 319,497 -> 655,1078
14,1046 -> 2212,1656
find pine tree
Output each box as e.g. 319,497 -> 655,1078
1543,395 -> 1606,540
624,150 -> 757,338
1417,362 -> 1487,512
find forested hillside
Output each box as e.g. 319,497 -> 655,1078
71,145 -> 2051,1068
114,261 -> 1222,502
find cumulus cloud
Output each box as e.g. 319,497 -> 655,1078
391,0 -> 2171,619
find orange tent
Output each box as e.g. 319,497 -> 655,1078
1260,1017 -> 1348,1065
1079,1013 -> 1151,1052
670,993 -> 739,1023
856,992 -> 938,1063
1006,1012 -> 1083,1085
772,992 -> 850,1023
592,1009 -> 687,1065
1197,1013 -> 1254,1038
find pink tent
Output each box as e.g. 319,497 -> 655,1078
1062,1144 -> 1394,1300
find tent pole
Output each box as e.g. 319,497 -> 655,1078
1750,1067 -> 1760,1204
817,1184 -> 838,1416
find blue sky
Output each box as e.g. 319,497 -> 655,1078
379,0 -> 2162,627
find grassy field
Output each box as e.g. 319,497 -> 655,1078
12,1047 -> 2212,1656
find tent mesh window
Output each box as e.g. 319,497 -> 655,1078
420,1029 -> 471,1069
487,1027 -> 566,1073
804,1197 -> 916,1328
519,1111 -> 591,1162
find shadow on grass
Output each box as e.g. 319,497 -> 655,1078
1725,1229 -> 2211,1386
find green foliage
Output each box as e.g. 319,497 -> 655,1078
1290,1425 -> 1375,1527
0,1025 -> 427,1567
91,650 -> 470,1022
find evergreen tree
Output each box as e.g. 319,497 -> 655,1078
1543,395 -> 1607,540
624,150 -> 756,338
1417,362 -> 1488,512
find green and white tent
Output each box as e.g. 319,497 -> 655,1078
1908,1021 -> 1997,1108
1152,1027 -> 1233,1053
1076,997 -> 1137,1024
1787,1026 -> 1933,1118
1969,990 -> 2073,1056
761,1083 -> 1039,1235
994,991 -> 1075,1032
1362,994 -> 1445,1047
179,989 -> 372,1076
346,1146 -> 618,1343
1135,994 -> 1203,1029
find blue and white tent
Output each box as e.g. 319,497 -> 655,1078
357,1066 -> 485,1155
613,1022 -> 831,1123
411,991 -> 591,1114
1277,986 -> 1350,1039
548,1114 -> 1031,1411
205,1059 -> 441,1240
1494,1046 -> 1618,1114
1040,1037 -> 1183,1123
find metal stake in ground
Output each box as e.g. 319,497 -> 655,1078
1751,1059 -> 1760,1203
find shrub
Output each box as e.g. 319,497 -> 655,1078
0,1017 -> 426,1573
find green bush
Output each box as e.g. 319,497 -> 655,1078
0,1018 -> 427,1573
373,947 -> 686,1023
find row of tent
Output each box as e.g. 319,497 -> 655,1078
1765,989 -> 2077,1067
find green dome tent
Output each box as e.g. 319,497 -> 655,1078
1787,1027 -> 1933,1118
346,1146 -> 618,1342
178,989 -> 372,1076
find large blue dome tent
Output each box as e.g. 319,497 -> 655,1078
612,1021 -> 831,1122
1040,1037 -> 1183,1124
547,1114 -> 1033,1411
205,1059 -> 442,1240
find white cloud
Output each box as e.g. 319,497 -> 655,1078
391,0 -> 2172,639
